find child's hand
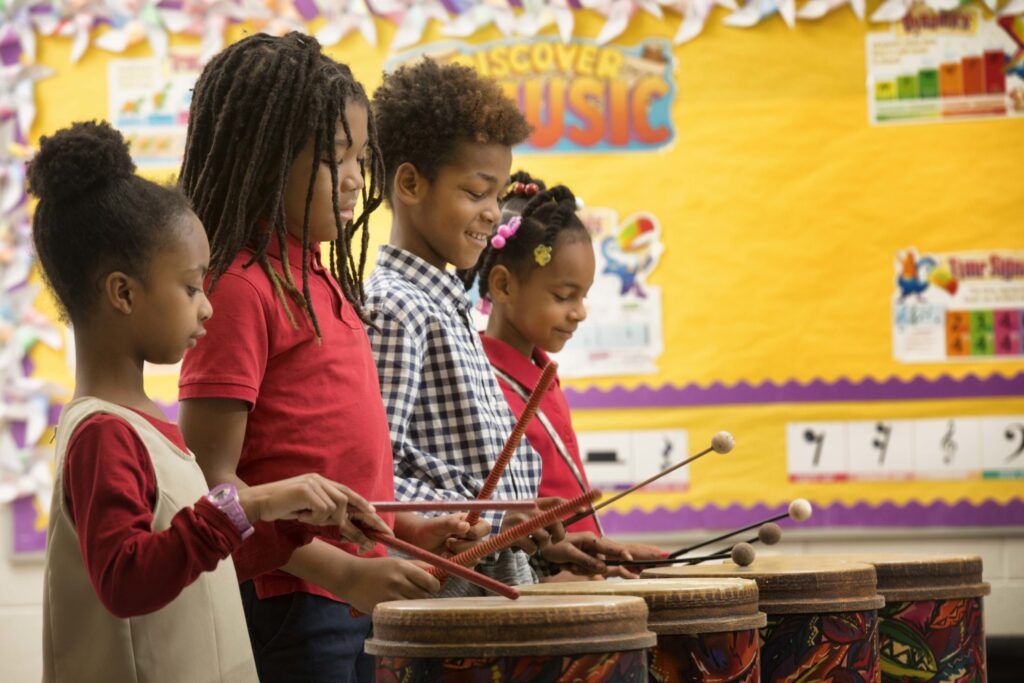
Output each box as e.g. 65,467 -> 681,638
396,512 -> 490,555
538,531 -> 632,577
604,542 -> 671,579
501,497 -> 568,555
239,474 -> 390,553
342,557 -> 442,614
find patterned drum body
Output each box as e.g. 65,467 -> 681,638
644,556 -> 887,683
826,554 -> 991,683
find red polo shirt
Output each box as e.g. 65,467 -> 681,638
179,233 -> 394,602
480,334 -> 601,536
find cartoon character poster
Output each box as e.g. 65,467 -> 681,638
554,206 -> 664,378
893,248 -> 1024,363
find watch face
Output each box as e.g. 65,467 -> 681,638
209,484 -> 235,504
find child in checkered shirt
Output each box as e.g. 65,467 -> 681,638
366,59 -> 628,594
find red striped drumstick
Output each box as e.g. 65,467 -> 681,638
429,489 -> 602,582
464,361 -> 559,526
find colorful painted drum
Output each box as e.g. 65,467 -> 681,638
821,554 -> 991,683
520,577 -> 766,683
645,557 -> 885,683
365,595 -> 657,682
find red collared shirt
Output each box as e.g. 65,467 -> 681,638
179,233 -> 394,602
480,334 -> 601,536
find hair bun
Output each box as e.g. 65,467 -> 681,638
28,120 -> 136,204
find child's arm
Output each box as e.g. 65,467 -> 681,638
66,416 -> 336,617
280,540 -> 441,613
179,397 -> 329,578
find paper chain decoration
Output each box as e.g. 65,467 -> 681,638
0,0 -> 1020,67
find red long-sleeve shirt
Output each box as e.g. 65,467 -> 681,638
63,409 -> 310,618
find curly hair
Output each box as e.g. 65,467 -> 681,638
457,182 -> 589,300
28,120 -> 192,323
372,58 -> 531,202
179,32 -> 384,334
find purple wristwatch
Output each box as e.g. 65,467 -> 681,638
207,483 -> 254,540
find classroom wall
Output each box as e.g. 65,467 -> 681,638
3,4 -> 1022,679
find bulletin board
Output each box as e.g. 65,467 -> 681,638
5,3 -> 1023,552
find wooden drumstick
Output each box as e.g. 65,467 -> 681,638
369,500 -> 538,513
465,361 -> 559,526
667,499 -> 812,560
606,523 -> 782,568
608,543 -> 757,568
430,489 -> 602,582
560,432 -> 735,528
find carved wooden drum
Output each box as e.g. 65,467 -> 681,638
645,556 -> 885,682
521,577 -> 766,683
818,554 -> 991,682
366,594 -> 657,682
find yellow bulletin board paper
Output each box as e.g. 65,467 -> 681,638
16,9 -> 1024,547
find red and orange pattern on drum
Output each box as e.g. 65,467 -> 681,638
760,610 -> 881,682
376,649 -> 647,682
649,630 -> 760,683
879,597 -> 986,683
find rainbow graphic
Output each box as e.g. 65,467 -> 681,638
929,268 -> 959,295
618,215 -> 656,253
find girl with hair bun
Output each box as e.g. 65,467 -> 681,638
32,120 -> 387,683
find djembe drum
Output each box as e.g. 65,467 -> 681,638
811,554 -> 991,682
521,577 -> 765,683
645,556 -> 885,682
365,594 -> 657,682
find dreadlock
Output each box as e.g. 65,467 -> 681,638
179,32 -> 384,336
458,181 -> 588,300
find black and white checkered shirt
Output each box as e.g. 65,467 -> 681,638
365,245 -> 541,589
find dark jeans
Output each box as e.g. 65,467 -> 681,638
240,581 -> 373,683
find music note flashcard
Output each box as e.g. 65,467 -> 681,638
980,417 -> 1024,478
787,422 -> 848,481
630,430 -> 689,491
576,429 -> 690,492
577,430 -> 634,490
847,420 -> 914,480
914,418 -> 982,479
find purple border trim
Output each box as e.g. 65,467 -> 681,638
564,373 -> 1024,410
599,499 -> 1024,534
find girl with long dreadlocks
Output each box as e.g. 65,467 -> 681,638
177,33 -> 486,683
461,176 -> 669,582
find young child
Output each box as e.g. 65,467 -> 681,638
368,59 -> 624,592
33,121 -> 386,682
462,176 -> 669,580
176,33 -> 480,682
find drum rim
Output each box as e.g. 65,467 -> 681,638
365,631 -> 658,658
